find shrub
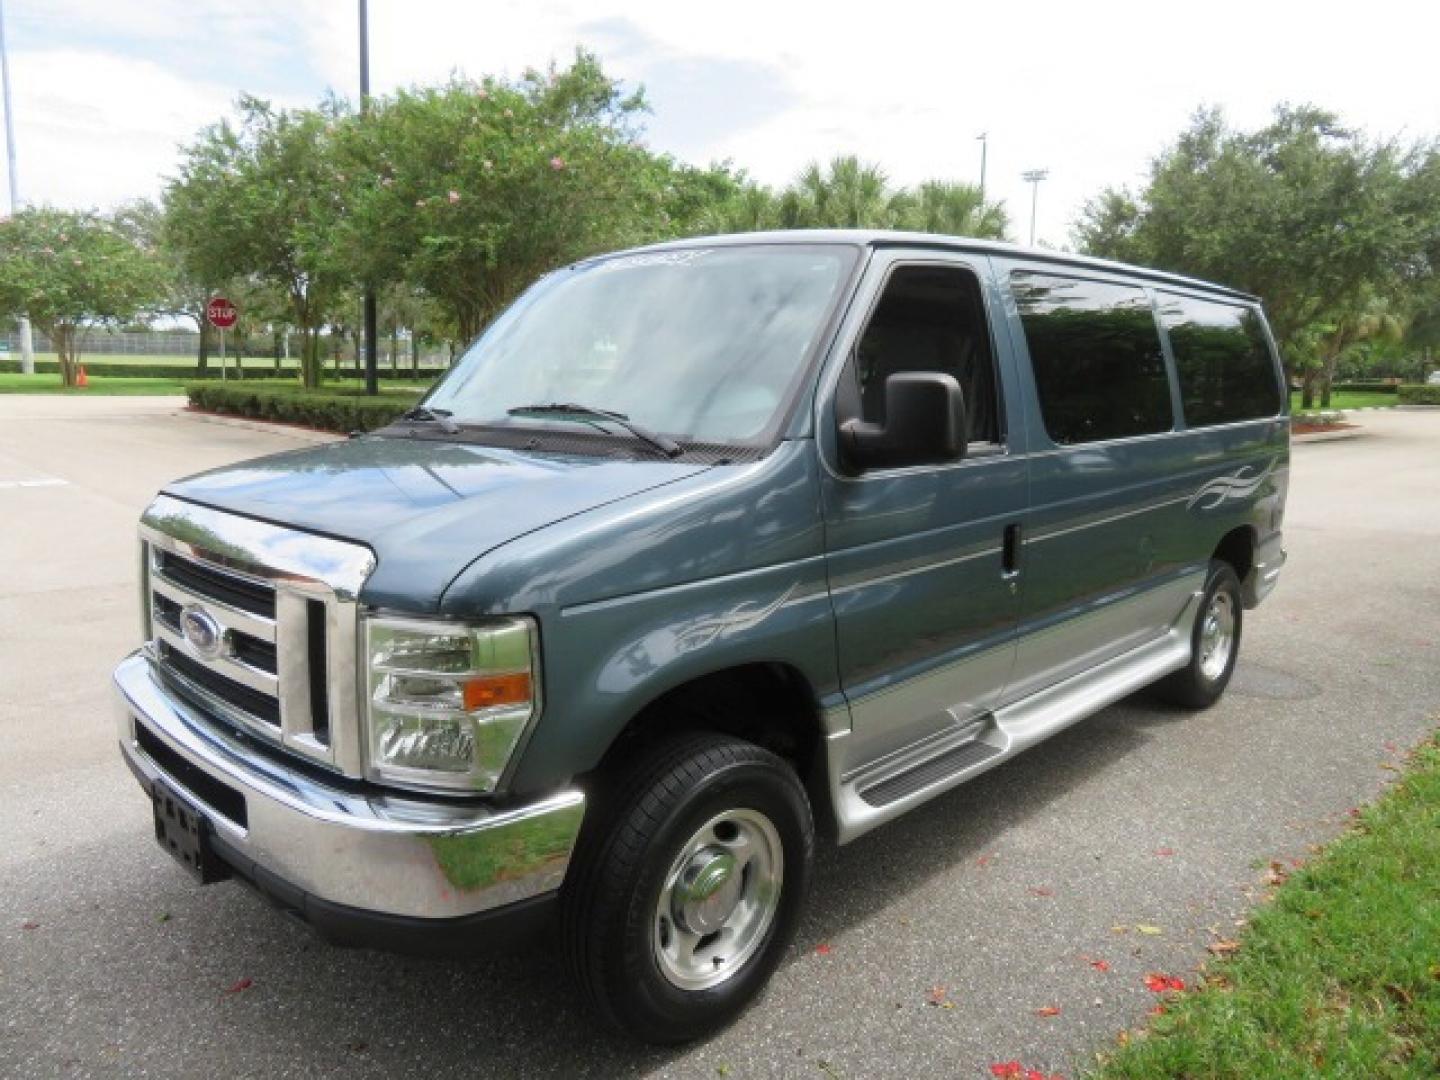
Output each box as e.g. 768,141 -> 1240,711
1333,381 -> 1399,394
1397,384 -> 1440,405
185,381 -> 415,432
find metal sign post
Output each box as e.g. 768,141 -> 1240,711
207,297 -> 238,383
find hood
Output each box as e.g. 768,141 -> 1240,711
164,435 -> 710,610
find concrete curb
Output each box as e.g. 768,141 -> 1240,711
1293,427 -> 1366,444
179,408 -> 342,444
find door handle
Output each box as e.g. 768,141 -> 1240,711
1001,523 -> 1022,579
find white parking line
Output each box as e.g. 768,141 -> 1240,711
0,478 -> 70,489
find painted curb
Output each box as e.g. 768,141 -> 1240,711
180,408 -> 342,444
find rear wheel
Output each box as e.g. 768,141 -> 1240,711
1154,560 -> 1243,708
562,733 -> 813,1043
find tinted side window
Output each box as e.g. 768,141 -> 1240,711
1158,293 -> 1282,426
853,264 -> 1003,445
1011,272 -> 1172,445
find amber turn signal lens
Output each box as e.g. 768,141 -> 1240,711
462,671 -> 532,711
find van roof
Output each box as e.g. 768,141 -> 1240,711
606,229 -> 1260,304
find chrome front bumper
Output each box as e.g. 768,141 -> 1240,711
114,650 -> 585,924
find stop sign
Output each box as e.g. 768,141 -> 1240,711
207,297 -> 238,329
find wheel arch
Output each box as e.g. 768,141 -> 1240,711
585,661 -> 834,826
1212,524 -> 1256,583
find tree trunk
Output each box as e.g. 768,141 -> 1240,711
1300,370 -> 1319,410
410,331 -> 419,372
299,327 -> 324,389
54,324 -> 78,387
390,326 -> 398,375
1319,374 -> 1332,409
196,321 -> 210,374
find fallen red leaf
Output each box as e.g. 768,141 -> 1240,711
1089,958 -> 1111,972
20,921 -> 39,931
989,1064 -> 1022,1079
1149,1004 -> 1167,1017
224,977 -> 253,994
814,943 -> 832,956
1154,847 -> 1176,857
1144,973 -> 1186,993
1036,1005 -> 1061,1017
1027,886 -> 1055,897
976,852 -> 995,868
926,985 -> 948,1006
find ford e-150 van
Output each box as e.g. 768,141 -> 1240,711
115,231 -> 1288,1042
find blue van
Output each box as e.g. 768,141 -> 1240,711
115,231 -> 1288,1042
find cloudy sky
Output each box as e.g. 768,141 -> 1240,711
3,0 -> 1438,248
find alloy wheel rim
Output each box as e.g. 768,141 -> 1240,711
653,807 -> 783,991
1198,590 -> 1236,682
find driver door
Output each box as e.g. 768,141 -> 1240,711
818,252 -> 1027,773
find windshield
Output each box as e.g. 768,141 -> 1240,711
423,244 -> 858,444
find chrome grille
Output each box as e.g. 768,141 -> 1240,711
139,495 -> 374,776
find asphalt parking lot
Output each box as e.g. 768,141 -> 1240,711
2,397 -> 1437,1079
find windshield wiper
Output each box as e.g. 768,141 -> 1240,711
506,403 -> 682,458
399,405 -> 460,434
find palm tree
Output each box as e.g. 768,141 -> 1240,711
901,180 -> 1009,240
782,156 -> 904,229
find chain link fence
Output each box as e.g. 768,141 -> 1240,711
0,328 -> 454,369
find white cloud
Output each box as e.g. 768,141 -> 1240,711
4,0 -> 1439,247
5,48 -> 235,208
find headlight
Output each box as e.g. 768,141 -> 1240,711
363,615 -> 539,793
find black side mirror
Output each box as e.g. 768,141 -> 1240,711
839,372 -> 967,472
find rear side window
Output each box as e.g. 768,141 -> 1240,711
1157,293 -> 1282,426
1011,272 -> 1172,445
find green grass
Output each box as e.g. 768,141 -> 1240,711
1091,734 -> 1440,1079
0,372 -> 189,395
1289,389 -> 1396,411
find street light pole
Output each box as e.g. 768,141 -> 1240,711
359,0 -> 378,395
1022,168 -> 1049,247
976,133 -> 988,204
0,0 -> 34,375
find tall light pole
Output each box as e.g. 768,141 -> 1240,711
976,132 -> 988,203
1022,168 -> 1048,247
0,0 -> 34,375
359,0 -> 378,395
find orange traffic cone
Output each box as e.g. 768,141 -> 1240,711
76,365 -> 89,388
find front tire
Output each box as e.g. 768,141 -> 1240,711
561,733 -> 814,1044
1154,560 -> 1243,708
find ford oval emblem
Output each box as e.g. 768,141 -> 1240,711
179,604 -> 226,659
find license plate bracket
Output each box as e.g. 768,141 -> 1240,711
151,776 -> 229,884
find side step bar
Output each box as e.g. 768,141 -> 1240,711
827,592 -> 1199,843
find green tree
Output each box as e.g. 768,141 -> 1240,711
336,51 -> 657,342
898,180 -> 1009,239
113,198 -> 227,373
1074,106 -> 1422,381
780,156 -> 905,228
166,96 -> 350,387
0,208 -> 165,386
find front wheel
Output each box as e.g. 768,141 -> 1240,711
561,733 -> 813,1043
1153,560 -> 1243,709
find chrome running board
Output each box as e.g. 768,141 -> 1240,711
827,591 -> 1200,843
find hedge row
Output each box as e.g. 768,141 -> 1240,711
1333,381 -> 1401,394
185,382 -> 416,433
1397,384 -> 1440,405
0,359 -> 447,380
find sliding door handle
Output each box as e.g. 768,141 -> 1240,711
1001,523 -> 1022,578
